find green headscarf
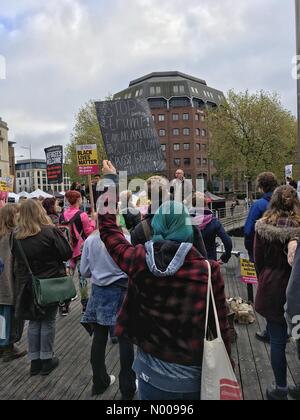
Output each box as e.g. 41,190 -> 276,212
151,201 -> 194,244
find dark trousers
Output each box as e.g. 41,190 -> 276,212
91,324 -> 136,398
267,320 -> 288,388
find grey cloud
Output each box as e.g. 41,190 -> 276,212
0,0 -> 297,159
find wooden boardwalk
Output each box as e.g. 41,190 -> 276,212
1,237 -> 299,400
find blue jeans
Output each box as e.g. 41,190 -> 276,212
28,307 -> 58,361
139,379 -> 200,401
267,320 -> 288,388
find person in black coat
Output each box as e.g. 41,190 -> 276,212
286,239 -> 300,400
13,200 -> 72,377
189,193 -> 232,263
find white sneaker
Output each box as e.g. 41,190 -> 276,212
109,375 -> 116,386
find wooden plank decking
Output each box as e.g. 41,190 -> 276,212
1,237 -> 299,400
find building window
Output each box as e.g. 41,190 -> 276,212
183,128 -> 190,136
203,158 -> 208,165
158,115 -> 165,122
159,129 -> 166,137
184,158 -> 191,167
161,145 -> 166,152
173,86 -> 179,94
172,114 -> 179,121
174,159 -> 181,167
152,115 -> 155,121
183,113 -> 189,121
173,144 -> 180,151
196,129 -> 201,136
17,173 -> 20,178
185,174 -> 192,179
184,144 -> 190,151
202,129 -> 207,137
150,86 -> 161,95
202,144 -> 207,152
196,144 -> 201,152
201,115 -> 205,122
179,85 -> 185,93
191,87 -> 195,93
173,129 -> 180,136
195,114 -> 200,121
21,172 -> 25,178
196,158 -> 201,167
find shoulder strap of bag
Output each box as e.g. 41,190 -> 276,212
204,260 -> 222,340
141,219 -> 152,241
15,239 -> 33,276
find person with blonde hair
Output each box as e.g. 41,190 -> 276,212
0,204 -> 27,362
254,185 -> 300,400
13,200 -> 72,376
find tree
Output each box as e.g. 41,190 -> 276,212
207,90 -> 297,193
65,100 -> 107,182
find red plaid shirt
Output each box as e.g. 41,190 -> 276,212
99,214 -> 231,366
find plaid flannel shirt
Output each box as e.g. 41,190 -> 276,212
99,213 -> 231,366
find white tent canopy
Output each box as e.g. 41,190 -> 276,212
29,189 -> 53,199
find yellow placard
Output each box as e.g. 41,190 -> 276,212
0,176 -> 14,192
240,258 -> 257,278
76,145 -> 98,167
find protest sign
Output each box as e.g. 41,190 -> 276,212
76,144 -> 99,176
45,146 -> 64,185
95,98 -> 166,177
0,176 -> 14,192
240,258 -> 258,285
285,164 -> 293,179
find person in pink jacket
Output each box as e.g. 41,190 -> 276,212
0,192 -> 8,209
61,190 -> 97,312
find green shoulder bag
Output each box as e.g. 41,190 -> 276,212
16,240 -> 77,307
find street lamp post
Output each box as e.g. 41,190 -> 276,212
296,0 -> 300,172
21,145 -> 33,192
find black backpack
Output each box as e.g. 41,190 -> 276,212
59,211 -> 87,248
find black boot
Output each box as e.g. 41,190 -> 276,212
256,330 -> 270,343
30,359 -> 42,376
41,357 -> 59,376
3,345 -> 27,363
289,384 -> 300,400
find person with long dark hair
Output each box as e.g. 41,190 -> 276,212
254,185 -> 300,400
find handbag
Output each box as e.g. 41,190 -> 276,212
16,240 -> 77,307
201,260 -> 242,401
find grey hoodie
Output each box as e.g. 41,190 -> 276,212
145,240 -> 193,277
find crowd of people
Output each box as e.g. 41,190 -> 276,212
0,165 -> 299,401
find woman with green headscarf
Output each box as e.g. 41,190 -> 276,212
99,160 -> 231,401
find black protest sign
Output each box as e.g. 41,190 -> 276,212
95,98 -> 166,177
45,146 -> 63,184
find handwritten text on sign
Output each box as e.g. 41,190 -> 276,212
76,144 -> 99,176
95,99 -> 166,177
240,258 -> 258,285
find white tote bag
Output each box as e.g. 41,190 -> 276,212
201,261 -> 242,401
0,315 -> 7,340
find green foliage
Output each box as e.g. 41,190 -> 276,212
207,90 -> 297,183
65,101 -> 107,182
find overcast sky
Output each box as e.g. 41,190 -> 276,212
0,0 -> 297,159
